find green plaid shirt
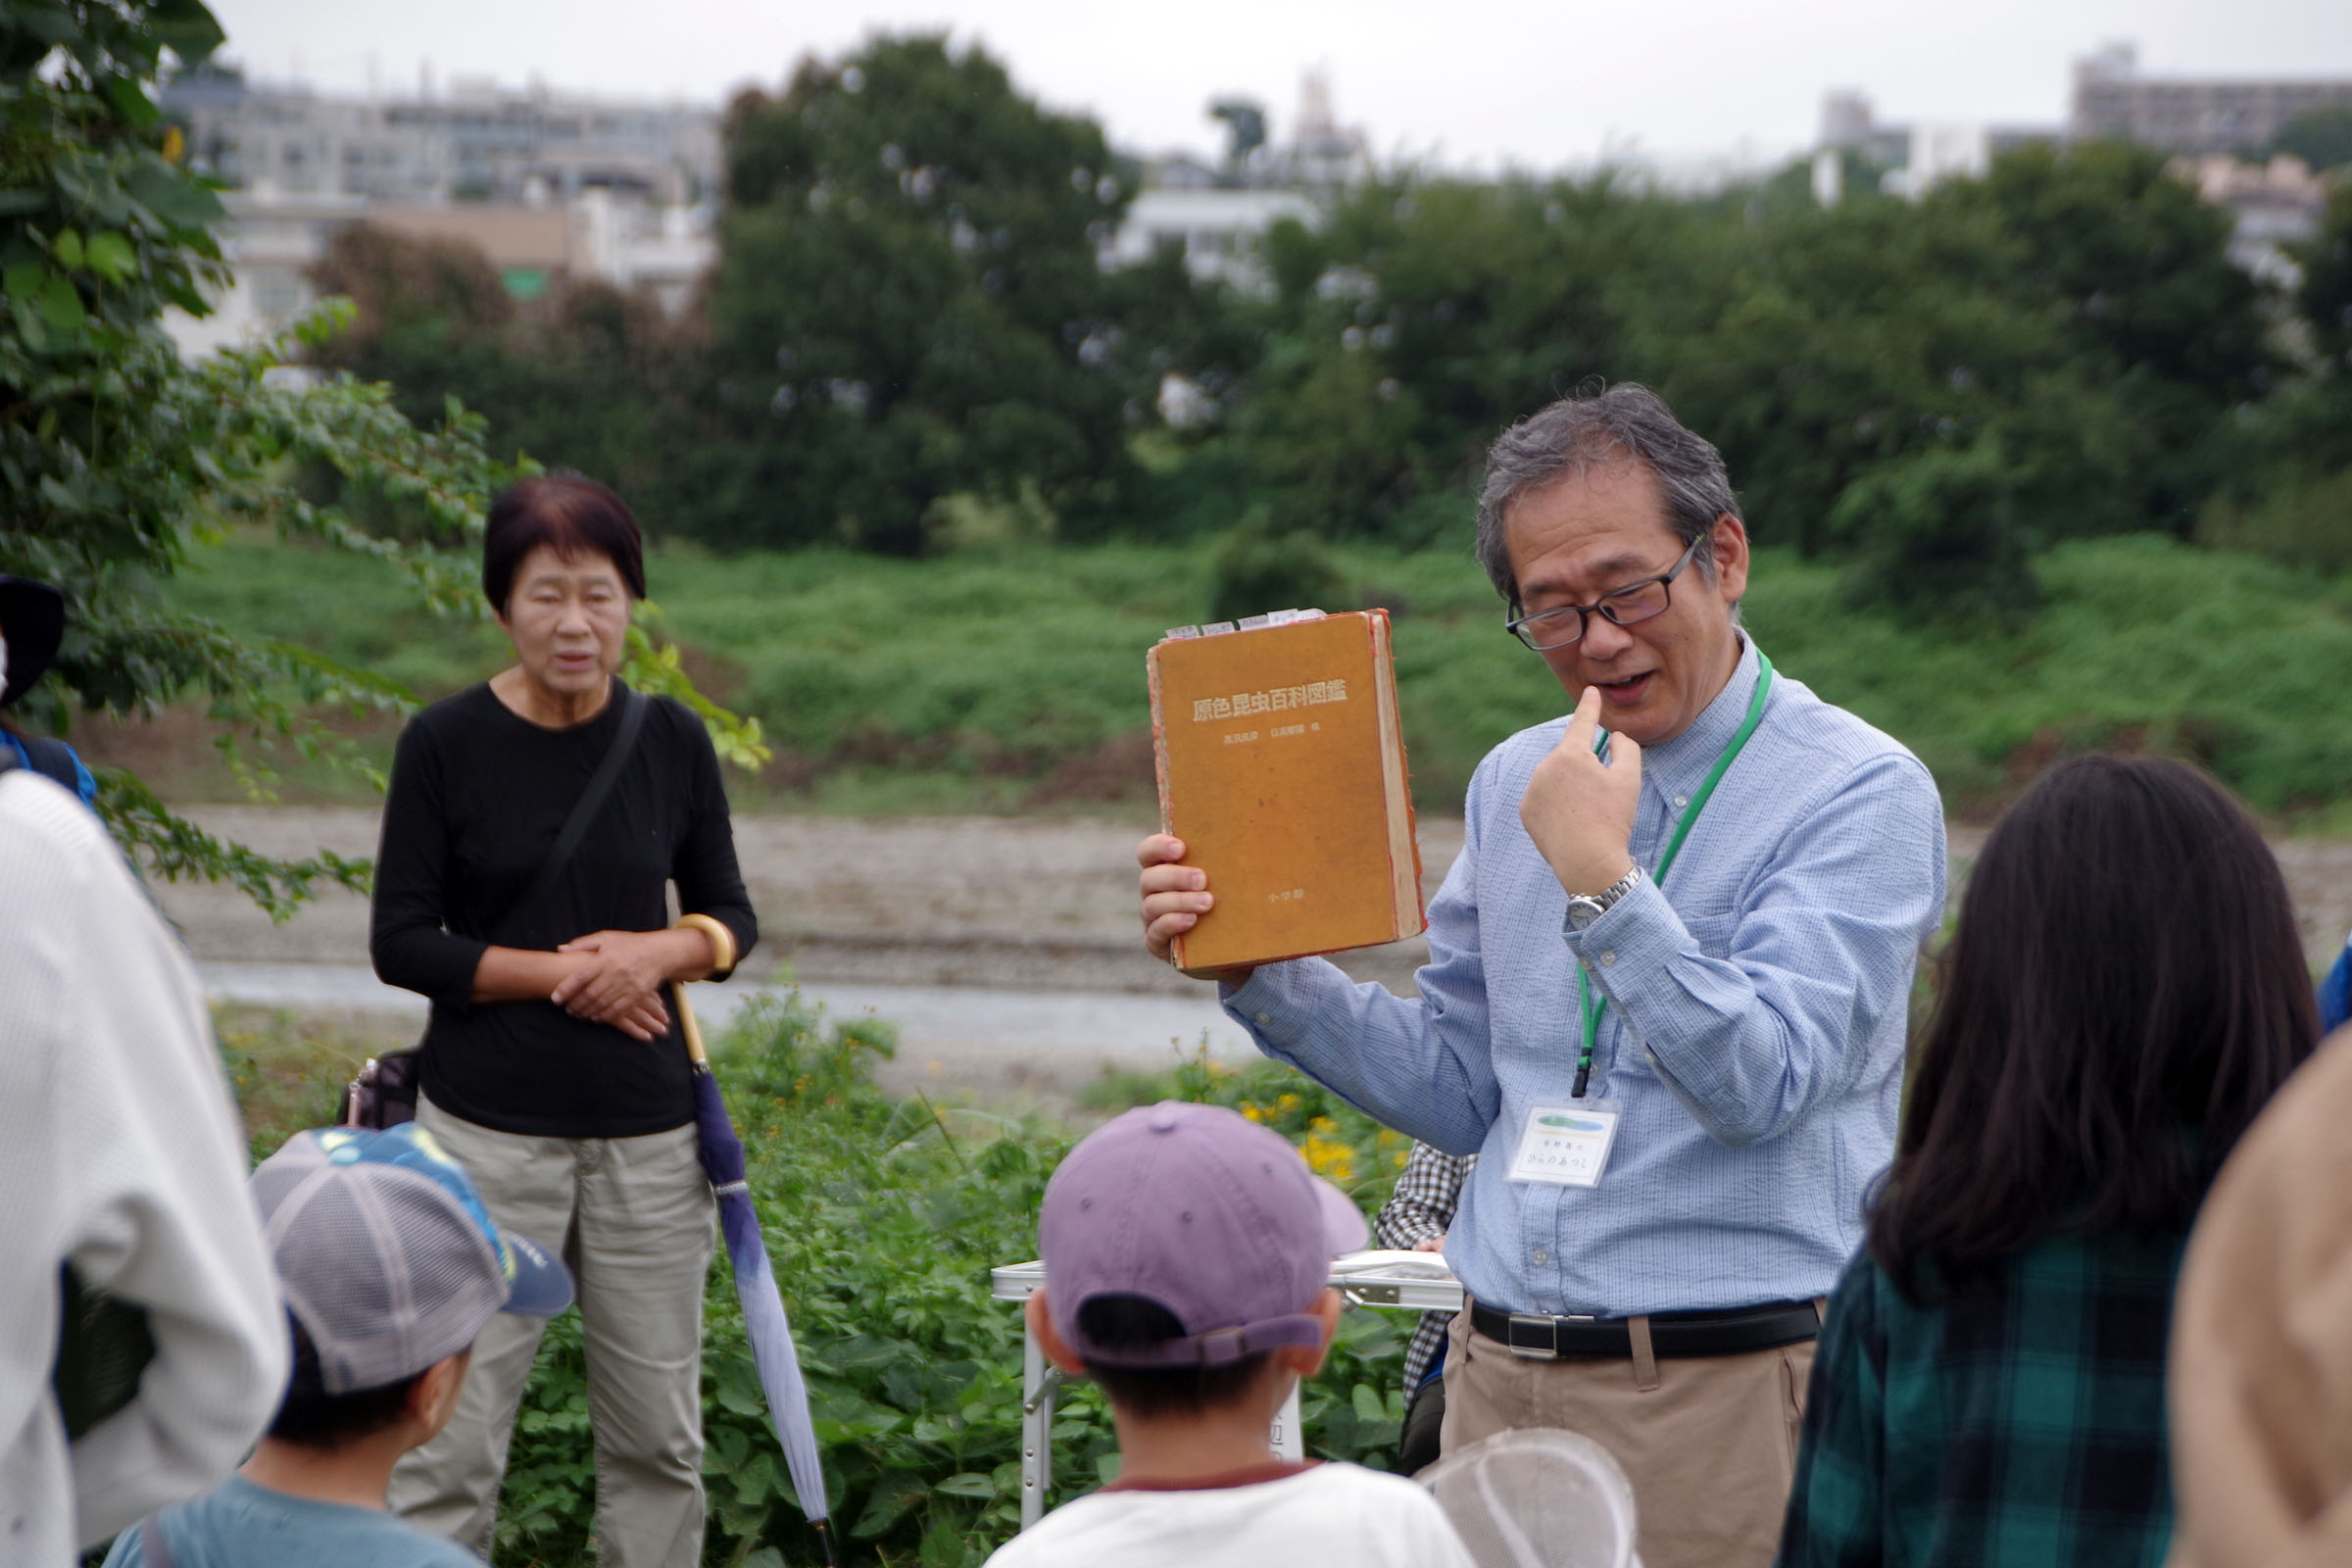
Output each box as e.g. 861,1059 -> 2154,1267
1775,1230 -> 2187,1568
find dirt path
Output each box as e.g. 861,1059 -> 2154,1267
155,807 -> 2352,991
154,806 -> 1465,996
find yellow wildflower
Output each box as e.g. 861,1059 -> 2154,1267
1300,1133 -> 1356,1184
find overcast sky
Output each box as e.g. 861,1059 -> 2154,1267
208,0 -> 2352,172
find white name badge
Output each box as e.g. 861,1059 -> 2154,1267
1507,1102 -> 1621,1188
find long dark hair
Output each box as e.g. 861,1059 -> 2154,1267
1869,754 -> 2316,1298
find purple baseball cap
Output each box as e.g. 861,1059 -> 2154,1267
1040,1101 -> 1369,1368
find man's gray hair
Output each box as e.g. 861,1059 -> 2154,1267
1474,383 -> 1741,613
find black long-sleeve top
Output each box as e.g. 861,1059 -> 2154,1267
369,680 -> 758,1138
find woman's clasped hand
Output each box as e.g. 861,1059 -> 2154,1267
551,928 -> 716,1042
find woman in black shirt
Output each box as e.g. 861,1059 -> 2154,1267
371,474 -> 756,1567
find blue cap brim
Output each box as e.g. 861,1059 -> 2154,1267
500,1228 -> 575,1316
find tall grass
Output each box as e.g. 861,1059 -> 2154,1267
144,530 -> 2352,818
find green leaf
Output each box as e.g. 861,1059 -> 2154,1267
933,1472 -> 995,1498
150,0 -> 227,62
0,190 -> 48,219
732,1448 -> 777,1505
106,74 -> 162,128
84,231 -> 135,283
52,229 -> 83,270
849,1472 -> 928,1538
37,273 -> 84,331
11,1 -> 78,46
123,160 -> 223,229
3,263 -> 43,301
1350,1382 -> 1386,1423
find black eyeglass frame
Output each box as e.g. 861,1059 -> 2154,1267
1503,534 -> 1707,653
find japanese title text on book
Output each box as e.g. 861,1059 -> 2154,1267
1192,679 -> 1350,723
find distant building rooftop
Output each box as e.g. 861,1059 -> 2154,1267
2069,41 -> 2352,155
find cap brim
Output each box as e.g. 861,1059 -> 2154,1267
1312,1173 -> 1371,1257
499,1228 -> 575,1316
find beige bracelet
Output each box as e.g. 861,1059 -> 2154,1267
673,912 -> 737,980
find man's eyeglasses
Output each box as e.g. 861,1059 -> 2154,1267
1503,535 -> 1706,653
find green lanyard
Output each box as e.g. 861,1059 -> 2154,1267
1572,650 -> 1775,1099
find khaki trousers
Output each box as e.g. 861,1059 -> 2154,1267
389,1095 -> 715,1568
1440,1307 -> 1814,1568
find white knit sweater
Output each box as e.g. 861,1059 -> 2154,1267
0,771 -> 286,1558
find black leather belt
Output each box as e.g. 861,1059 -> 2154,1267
1468,1298 -> 1821,1360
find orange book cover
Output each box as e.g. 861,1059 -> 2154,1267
1148,610 -> 1425,971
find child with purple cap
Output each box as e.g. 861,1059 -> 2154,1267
987,1101 -> 1474,1567
101,1124 -> 573,1568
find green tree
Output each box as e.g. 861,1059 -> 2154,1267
1931,141 -> 2275,536
1652,142 -> 2268,587
1,0 -> 760,915
2195,185 -> 2352,571
1650,190 -> 2045,556
1219,174 -> 1685,542
2272,105 -> 2352,172
1833,438 -> 2038,619
307,222 -> 710,534
2299,183 -> 2352,378
704,34 -> 1140,553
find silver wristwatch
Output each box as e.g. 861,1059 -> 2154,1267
1564,865 -> 1642,931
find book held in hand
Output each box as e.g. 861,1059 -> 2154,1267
1148,608 -> 1426,972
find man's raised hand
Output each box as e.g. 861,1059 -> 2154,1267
1519,685 -> 1642,897
1137,833 -> 1213,962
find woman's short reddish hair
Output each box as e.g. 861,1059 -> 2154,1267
481,473 -> 647,611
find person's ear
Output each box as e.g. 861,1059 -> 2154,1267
1708,514 -> 1749,603
1277,1288 -> 1345,1381
1027,1290 -> 1091,1376
410,1348 -> 472,1439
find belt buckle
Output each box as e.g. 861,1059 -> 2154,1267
1505,1312 -> 1559,1360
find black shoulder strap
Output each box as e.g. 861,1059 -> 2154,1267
17,733 -> 79,789
510,684 -> 649,930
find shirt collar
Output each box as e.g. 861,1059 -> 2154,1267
1638,633 -> 1764,804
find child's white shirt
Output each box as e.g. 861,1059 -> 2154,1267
984,1459 -> 1476,1568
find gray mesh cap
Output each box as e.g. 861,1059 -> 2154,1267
252,1124 -> 572,1393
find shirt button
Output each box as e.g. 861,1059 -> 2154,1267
1254,1012 -> 1270,1025
1597,951 -> 1617,967
1672,794 -> 1689,808
1530,1249 -> 1549,1266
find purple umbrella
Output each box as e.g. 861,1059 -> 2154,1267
677,985 -> 838,1565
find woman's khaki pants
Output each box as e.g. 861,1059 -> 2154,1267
390,1095 -> 715,1568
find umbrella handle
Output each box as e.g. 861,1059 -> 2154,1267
671,981 -> 710,1066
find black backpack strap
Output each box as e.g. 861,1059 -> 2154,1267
509,683 -> 649,935
16,732 -> 79,790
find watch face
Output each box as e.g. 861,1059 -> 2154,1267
1565,897 -> 1604,931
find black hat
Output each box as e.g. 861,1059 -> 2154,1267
0,575 -> 66,708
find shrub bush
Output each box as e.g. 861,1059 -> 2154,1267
1205,518 -> 1352,624
482,998 -> 1413,1566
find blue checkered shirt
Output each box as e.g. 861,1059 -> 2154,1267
1225,637 -> 1945,1318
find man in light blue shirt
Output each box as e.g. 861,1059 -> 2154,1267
1138,385 -> 1945,1568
